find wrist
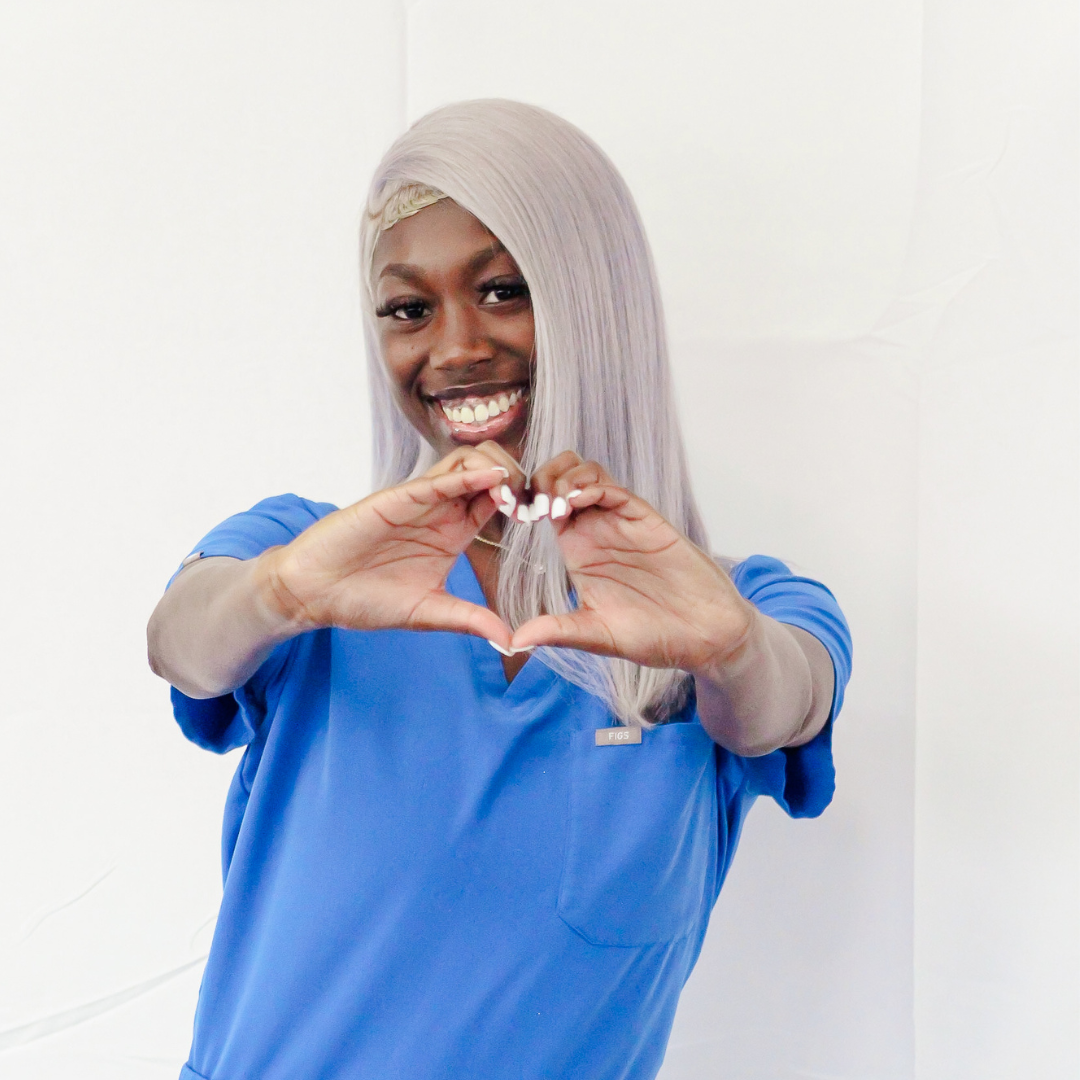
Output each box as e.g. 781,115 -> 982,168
687,597 -> 763,686
249,546 -> 316,636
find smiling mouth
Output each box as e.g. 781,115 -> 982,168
427,386 -> 529,441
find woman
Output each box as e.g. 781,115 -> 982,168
148,99 -> 851,1080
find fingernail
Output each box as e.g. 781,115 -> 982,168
491,466 -> 510,477
509,645 -> 534,655
567,489 -> 583,500
487,640 -> 513,656
499,484 -> 516,508
515,504 -> 532,524
550,496 -> 567,519
531,494 -> 550,519
498,502 -> 515,518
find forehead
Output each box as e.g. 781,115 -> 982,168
372,198 -> 505,280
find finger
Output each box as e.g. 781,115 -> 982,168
465,441 -> 530,517
532,458 -> 614,524
423,448 -> 510,483
382,467 -> 508,524
529,450 -> 584,497
425,466 -> 510,502
408,591 -> 514,648
475,441 -> 527,488
510,611 -> 619,656
425,443 -> 527,491
549,482 -> 638,526
462,480 -> 502,536
549,460 -> 616,499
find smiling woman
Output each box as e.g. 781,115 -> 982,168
373,197 -> 535,459
356,102 -> 729,723
146,100 -> 852,1080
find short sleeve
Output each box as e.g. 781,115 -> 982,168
166,494 -> 338,754
727,555 -> 853,818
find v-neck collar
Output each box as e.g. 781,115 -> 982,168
446,554 -> 558,706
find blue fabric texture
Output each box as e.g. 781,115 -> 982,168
169,495 -> 852,1080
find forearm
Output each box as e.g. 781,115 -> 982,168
147,553 -> 303,699
692,610 -> 834,756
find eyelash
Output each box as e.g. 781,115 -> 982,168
375,278 -> 530,321
375,298 -> 429,321
479,278 -> 530,305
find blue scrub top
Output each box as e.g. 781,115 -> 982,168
170,495 -> 852,1080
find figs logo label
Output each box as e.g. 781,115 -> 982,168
594,727 -> 642,747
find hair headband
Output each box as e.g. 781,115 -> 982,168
379,182 -> 448,231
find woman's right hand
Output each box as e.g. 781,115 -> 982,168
257,443 -> 524,647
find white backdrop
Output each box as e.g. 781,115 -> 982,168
0,2 -> 1075,1078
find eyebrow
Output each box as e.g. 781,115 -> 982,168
377,240 -> 510,284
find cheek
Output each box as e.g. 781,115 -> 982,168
378,333 -> 420,400
377,337 -> 436,437
504,310 -> 536,358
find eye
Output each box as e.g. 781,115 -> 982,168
478,277 -> 530,306
376,298 -> 431,321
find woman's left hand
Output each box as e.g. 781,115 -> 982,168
509,452 -> 754,675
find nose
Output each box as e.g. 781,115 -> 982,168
428,299 -> 494,372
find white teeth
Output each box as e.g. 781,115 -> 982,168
443,389 -> 527,425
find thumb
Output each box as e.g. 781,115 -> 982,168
510,611 -> 617,656
409,592 -> 514,650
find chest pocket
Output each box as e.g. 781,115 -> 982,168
558,722 -> 718,947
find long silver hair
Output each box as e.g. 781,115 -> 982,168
359,99 -> 708,727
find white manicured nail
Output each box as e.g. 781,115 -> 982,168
509,645 -> 534,655
531,494 -> 550,519
515,504 -> 532,524
567,489 -> 583,500
550,496 -> 568,519
487,640 -> 514,656
490,466 -> 510,477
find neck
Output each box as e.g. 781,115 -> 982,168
475,517 -> 506,546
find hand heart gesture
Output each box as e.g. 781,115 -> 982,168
510,453 -> 754,675
261,444 -> 527,649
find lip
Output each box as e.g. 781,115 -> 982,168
426,380 -> 527,403
424,384 -> 529,446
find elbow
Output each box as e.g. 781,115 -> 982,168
146,606 -> 168,681
701,717 -> 788,758
146,602 -> 214,697
727,735 -> 786,758
694,672 -> 800,756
